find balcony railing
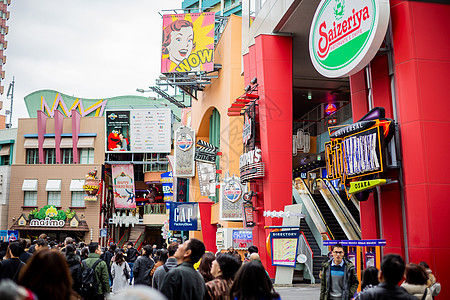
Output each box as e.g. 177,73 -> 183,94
143,203 -> 167,215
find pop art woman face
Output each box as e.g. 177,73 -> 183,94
162,20 -> 196,66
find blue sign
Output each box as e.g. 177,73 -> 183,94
0,230 -> 7,242
169,202 -> 198,231
323,239 -> 386,246
161,171 -> 174,201
7,230 -> 18,242
270,230 -> 300,268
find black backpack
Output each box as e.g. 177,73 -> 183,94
80,259 -> 102,299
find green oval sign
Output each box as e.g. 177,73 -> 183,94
309,0 -> 390,78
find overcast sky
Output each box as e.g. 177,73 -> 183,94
1,0 -> 181,127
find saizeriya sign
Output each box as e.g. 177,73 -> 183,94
309,0 -> 390,78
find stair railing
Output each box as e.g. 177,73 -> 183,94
299,231 -> 315,284
134,231 -> 145,251
117,227 -> 131,248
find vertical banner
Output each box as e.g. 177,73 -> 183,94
161,12 -> 215,73
169,202 -> 199,231
270,230 -> 300,267
220,177 -> 245,221
112,164 -> 136,209
177,178 -> 188,202
160,171 -> 174,202
174,126 -> 196,177
243,202 -> 255,228
197,162 -> 216,197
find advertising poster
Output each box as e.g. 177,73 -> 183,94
232,230 -> 253,249
174,126 -> 196,177
106,109 -> 172,153
161,12 -> 215,73
270,230 -> 300,268
169,202 -> 198,231
112,164 -> 136,209
7,230 -> 19,242
197,162 -> 216,197
160,171 -> 174,202
220,178 -> 245,221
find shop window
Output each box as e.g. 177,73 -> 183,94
62,149 -> 73,164
26,149 -> 39,164
24,191 -> 37,207
47,191 -> 61,207
71,191 -> 85,207
144,153 -> 169,172
46,149 -> 56,164
80,149 -> 94,164
0,155 -> 9,165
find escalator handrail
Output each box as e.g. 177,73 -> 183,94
293,178 -> 335,240
318,178 -> 361,239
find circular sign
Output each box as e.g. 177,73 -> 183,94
325,103 -> 337,115
176,133 -> 194,151
309,0 -> 390,78
223,179 -> 242,203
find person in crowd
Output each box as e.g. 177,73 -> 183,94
18,249 -> 79,300
65,244 -> 82,295
230,260 -> 280,300
150,248 -> 168,282
0,242 -> 25,282
111,251 -> 131,293
199,252 -> 216,283
82,242 -> 109,300
133,245 -> 155,286
27,234 -> 47,254
109,285 -> 167,300
153,249 -> 162,264
320,243 -> 359,300
160,238 -> 206,300
61,237 -> 74,254
361,266 -> 379,291
357,254 -> 417,300
206,253 -> 241,300
80,246 -> 89,260
151,245 -> 157,258
0,279 -> 38,300
0,242 -> 9,260
419,261 -> 440,298
16,239 -> 31,264
103,243 -> 116,283
34,239 -> 48,253
152,242 -> 178,291
401,263 -> 432,300
126,242 -> 139,284
244,246 -> 258,262
249,253 -> 260,262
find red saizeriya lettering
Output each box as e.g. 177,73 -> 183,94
317,6 -> 370,59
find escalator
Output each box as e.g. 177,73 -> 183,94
300,218 -> 328,283
312,194 -> 347,240
341,192 -> 360,226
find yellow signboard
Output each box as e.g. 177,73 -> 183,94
348,179 -> 387,194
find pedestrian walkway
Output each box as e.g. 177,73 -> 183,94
274,285 -> 320,299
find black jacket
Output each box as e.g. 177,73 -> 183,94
126,247 -> 139,263
66,253 -> 82,294
0,258 -> 24,282
102,250 -> 114,279
161,262 -> 206,300
356,283 -> 418,300
320,258 -> 359,300
133,256 -> 155,286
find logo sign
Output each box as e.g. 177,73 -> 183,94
112,164 -> 136,209
105,109 -> 172,153
239,147 -> 265,183
174,126 -> 196,177
309,0 -> 390,78
348,179 -> 387,194
223,178 -> 243,203
169,202 -> 199,231
194,140 -> 218,164
161,12 -> 215,73
30,217 -> 65,227
242,114 -> 252,145
232,230 -> 253,249
243,202 -> 255,228
270,230 -> 300,268
325,103 -> 337,115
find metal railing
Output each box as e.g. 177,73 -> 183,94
134,231 -> 146,251
143,203 -> 167,215
299,231 -> 315,284
117,228 -> 130,248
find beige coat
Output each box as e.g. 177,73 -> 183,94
401,282 -> 432,300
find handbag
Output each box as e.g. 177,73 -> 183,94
123,264 -> 130,280
430,282 -> 441,296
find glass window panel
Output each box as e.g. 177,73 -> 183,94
47,191 -> 61,207
24,191 -> 37,206
71,191 -> 85,207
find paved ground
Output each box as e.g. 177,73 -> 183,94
274,285 -> 320,299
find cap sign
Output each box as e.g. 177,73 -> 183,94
309,0 -> 390,78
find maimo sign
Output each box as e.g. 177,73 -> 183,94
309,0 -> 390,78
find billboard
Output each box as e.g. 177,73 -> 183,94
174,126 -> 196,177
112,164 -> 136,209
106,109 -> 172,153
161,12 -> 215,73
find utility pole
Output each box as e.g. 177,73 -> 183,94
6,76 -> 14,128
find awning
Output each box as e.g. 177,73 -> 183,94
24,138 -> 38,149
46,179 -> 61,191
60,138 -> 73,148
70,179 -> 85,192
43,138 -> 56,148
77,137 -> 95,148
22,179 -> 38,191
0,144 -> 10,156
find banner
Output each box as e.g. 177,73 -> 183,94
174,126 -> 196,177
112,164 -> 136,209
270,230 -> 300,268
106,109 -> 172,153
169,202 -> 198,231
161,12 -> 215,73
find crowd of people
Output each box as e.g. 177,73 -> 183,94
0,235 -> 279,300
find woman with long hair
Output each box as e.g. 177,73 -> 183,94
111,251 -> 131,293
230,260 -> 280,300
199,252 -> 216,283
133,245 -> 155,286
17,249 -> 79,300
206,253 -> 241,300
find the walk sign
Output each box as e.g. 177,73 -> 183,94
348,179 -> 387,194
